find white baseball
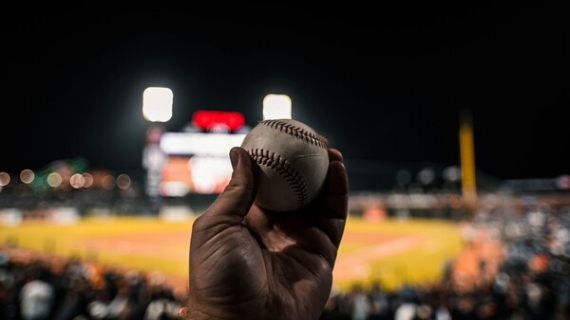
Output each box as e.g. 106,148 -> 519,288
240,118 -> 329,212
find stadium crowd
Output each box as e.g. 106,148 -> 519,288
319,200 -> 570,320
1,198 -> 569,319
0,247 -> 185,320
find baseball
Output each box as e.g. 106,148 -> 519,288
240,118 -> 329,212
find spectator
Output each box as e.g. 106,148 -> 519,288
19,263 -> 56,320
348,283 -> 369,320
368,280 -> 390,320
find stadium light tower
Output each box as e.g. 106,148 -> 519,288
141,87 -> 172,204
263,94 -> 292,120
142,87 -> 173,122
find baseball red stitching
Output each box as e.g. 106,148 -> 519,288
248,148 -> 309,210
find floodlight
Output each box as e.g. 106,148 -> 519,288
142,87 -> 173,122
263,94 -> 292,120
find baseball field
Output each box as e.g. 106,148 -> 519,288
0,214 -> 471,294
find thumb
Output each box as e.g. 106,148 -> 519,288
201,147 -> 256,221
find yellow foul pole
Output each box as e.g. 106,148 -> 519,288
459,110 -> 477,214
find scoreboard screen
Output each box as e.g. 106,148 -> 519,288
158,131 -> 247,196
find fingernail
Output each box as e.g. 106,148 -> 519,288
230,149 -> 238,169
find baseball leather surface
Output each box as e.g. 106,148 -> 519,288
240,118 -> 329,212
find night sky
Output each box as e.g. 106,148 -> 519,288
3,8 -> 569,191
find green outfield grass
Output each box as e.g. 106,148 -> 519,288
0,215 -> 465,292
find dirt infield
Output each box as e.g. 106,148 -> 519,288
79,228 -> 410,294
333,234 -> 426,281
146,228 -> 502,294
82,230 -> 191,293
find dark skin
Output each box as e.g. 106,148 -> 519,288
181,146 -> 349,320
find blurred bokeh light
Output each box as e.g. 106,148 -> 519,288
19,169 -> 34,184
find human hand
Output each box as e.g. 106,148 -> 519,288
181,146 -> 349,320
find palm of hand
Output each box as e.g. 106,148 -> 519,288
189,203 -> 335,320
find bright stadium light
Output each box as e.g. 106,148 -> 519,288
263,94 -> 292,120
142,87 -> 173,122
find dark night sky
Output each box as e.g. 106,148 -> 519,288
2,8 -> 569,190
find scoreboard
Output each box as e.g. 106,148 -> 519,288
143,111 -> 249,197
